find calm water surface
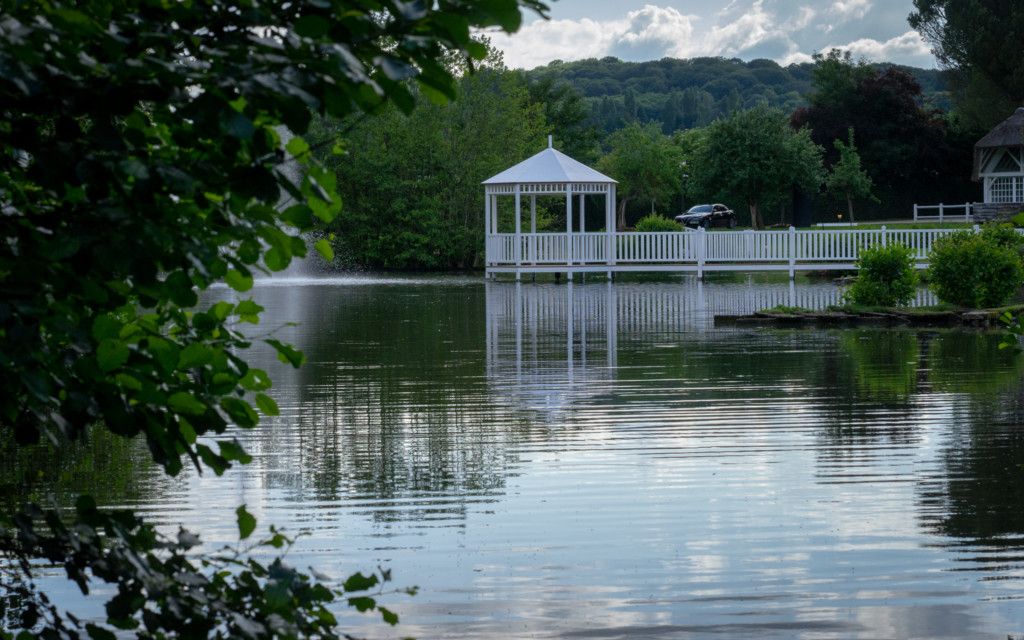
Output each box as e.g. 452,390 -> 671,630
17,275 -> 1024,638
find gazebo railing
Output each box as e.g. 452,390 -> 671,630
488,226 -> 991,268
616,232 -> 697,262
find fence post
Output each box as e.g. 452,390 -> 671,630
939,203 -> 944,223
788,226 -> 796,279
881,224 -> 887,248
697,227 -> 706,280
913,204 -> 918,221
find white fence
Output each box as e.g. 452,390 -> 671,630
487,226 -> 972,270
913,203 -> 973,222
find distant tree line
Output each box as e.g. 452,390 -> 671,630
526,56 -> 952,134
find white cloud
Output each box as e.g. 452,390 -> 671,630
614,5 -> 699,60
489,3 -> 933,70
487,16 -> 619,69
831,0 -> 872,21
826,30 -> 931,62
787,6 -> 817,31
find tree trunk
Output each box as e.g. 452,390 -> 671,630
846,194 -> 855,224
749,201 -> 763,229
617,198 -> 631,231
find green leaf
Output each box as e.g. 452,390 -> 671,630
179,343 -> 215,368
255,393 -> 279,416
265,339 -> 305,368
378,606 -> 399,626
342,572 -> 379,593
418,82 -> 451,106
236,504 -> 256,540
209,301 -> 234,321
196,444 -> 229,476
86,623 -> 117,640
294,15 -> 330,38
220,397 -> 259,428
235,299 -> 264,323
164,270 -> 198,307
92,314 -> 123,341
219,439 -> 252,464
97,339 -> 129,372
168,392 -> 207,416
145,337 -> 180,373
114,373 -> 143,391
240,368 -> 272,391
225,269 -> 254,292
347,596 -> 376,612
280,204 -> 314,229
314,238 -> 334,262
264,247 -> 290,272
285,136 -> 310,158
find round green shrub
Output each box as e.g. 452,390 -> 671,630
844,244 -> 919,307
927,230 -> 1024,308
634,214 -> 682,232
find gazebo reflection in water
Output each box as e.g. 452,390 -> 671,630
483,279 -> 939,420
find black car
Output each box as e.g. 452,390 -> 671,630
675,204 -> 737,229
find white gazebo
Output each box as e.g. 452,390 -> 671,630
483,136 -> 617,279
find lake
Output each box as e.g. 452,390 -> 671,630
10,275 -> 1024,639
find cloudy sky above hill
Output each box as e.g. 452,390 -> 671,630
490,0 -> 936,69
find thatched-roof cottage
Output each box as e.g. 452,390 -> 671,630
974,107 -> 1024,204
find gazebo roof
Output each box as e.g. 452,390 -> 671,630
483,143 -> 616,186
974,107 -> 1024,179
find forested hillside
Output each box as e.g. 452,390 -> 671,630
525,57 -> 951,133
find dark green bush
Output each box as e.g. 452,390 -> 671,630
928,230 -> 1024,308
979,223 -> 1024,251
844,244 -> 918,307
634,214 -> 681,232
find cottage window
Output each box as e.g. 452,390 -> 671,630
990,176 -> 1020,203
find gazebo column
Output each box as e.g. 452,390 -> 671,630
514,184 -> 522,280
606,184 -> 617,278
530,194 -> 536,265
484,189 -> 491,277
566,184 -> 574,279
490,194 -> 498,235
579,194 -> 586,263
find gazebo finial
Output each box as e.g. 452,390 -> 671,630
548,134 -> 553,149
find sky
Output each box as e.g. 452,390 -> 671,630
489,0 -> 936,69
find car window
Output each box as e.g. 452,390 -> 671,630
688,205 -> 712,213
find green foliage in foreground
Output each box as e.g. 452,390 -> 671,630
844,244 -> 919,307
928,228 -> 1024,308
2,499 -> 408,639
0,0 -> 547,637
634,214 -> 682,232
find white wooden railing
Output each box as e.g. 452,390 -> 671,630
487,226 -> 981,269
913,203 -> 973,222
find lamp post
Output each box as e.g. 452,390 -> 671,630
680,160 -> 690,214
